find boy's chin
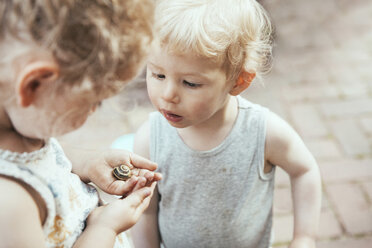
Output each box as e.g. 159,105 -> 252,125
167,120 -> 188,129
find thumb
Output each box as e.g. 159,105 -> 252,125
129,153 -> 158,171
131,182 -> 157,219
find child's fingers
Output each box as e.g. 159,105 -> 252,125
130,169 -> 152,181
124,183 -> 155,208
143,171 -> 162,186
133,169 -> 162,182
107,176 -> 138,195
109,168 -> 160,195
153,172 -> 162,181
144,171 -> 154,182
132,182 -> 157,217
136,169 -> 154,182
131,176 -> 147,192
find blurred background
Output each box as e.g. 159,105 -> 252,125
60,0 -> 372,247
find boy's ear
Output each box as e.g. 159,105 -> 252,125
16,60 -> 59,107
229,70 -> 256,96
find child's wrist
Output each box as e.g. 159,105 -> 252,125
85,223 -> 118,237
76,224 -> 117,247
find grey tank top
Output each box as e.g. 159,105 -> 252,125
149,96 -> 275,248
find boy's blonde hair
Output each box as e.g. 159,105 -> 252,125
155,0 -> 273,83
0,0 -> 153,96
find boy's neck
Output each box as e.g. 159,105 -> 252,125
177,96 -> 238,151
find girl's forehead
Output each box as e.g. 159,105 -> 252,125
150,43 -> 223,70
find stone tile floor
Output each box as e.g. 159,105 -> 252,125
60,0 -> 372,247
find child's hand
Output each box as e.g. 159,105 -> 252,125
81,149 -> 162,195
86,182 -> 157,234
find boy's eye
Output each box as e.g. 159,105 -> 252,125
152,72 -> 165,80
183,80 -> 201,88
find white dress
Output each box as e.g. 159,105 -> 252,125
0,138 -> 131,247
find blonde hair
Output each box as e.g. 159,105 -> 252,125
0,0 -> 153,96
155,0 -> 273,83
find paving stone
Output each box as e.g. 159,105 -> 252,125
341,45 -> 372,66
305,139 -> 342,160
274,187 -> 292,215
361,117 -> 372,135
325,11 -> 372,49
318,209 -> 343,240
329,119 -> 370,157
321,193 -> 331,211
335,0 -> 372,12
272,214 -> 293,245
289,104 -> 328,138
337,80 -> 370,99
242,86 -> 288,119
281,84 -> 339,103
319,98 -> 372,118
339,1 -> 372,28
362,181 -> 372,202
274,58 -> 328,85
320,159 -> 372,183
275,167 -> 291,187
317,237 -> 372,248
325,183 -> 372,235
324,60 -> 370,100
274,183 -> 330,216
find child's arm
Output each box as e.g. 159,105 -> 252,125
0,177 -> 47,248
265,112 -> 322,248
130,120 -> 161,248
73,183 -> 156,248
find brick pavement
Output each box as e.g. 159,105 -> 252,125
60,0 -> 372,247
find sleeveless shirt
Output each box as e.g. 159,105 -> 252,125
0,138 -> 130,248
149,96 -> 275,248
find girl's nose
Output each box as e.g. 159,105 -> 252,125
162,81 -> 180,103
89,102 -> 101,115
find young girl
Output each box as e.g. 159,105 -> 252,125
131,0 -> 322,247
0,0 -> 161,247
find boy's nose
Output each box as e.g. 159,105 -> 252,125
162,82 -> 180,103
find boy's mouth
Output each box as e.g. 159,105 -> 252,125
161,110 -> 183,123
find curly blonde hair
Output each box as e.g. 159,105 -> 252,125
154,0 -> 273,83
0,0 -> 153,96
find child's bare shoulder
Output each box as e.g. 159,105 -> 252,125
0,176 -> 44,245
265,111 -> 296,146
0,176 -> 42,217
264,111 -> 300,162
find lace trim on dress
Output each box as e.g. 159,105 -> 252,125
0,139 -> 51,164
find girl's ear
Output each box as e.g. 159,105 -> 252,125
16,59 -> 59,107
229,70 -> 256,96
